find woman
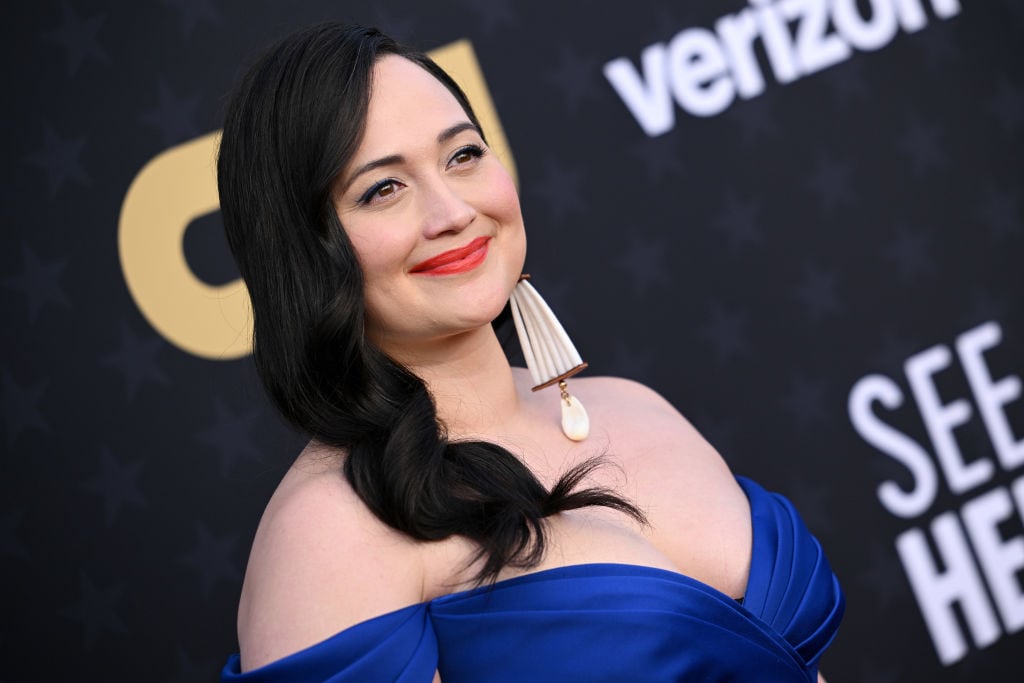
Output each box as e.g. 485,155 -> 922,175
217,23 -> 843,682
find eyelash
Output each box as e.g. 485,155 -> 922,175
447,144 -> 486,167
358,178 -> 401,205
356,145 -> 487,205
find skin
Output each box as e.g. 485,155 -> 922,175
333,56 -> 526,361
237,56 -> 826,682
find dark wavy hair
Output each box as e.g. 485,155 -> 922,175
217,23 -> 642,582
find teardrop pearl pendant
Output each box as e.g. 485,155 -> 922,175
508,277 -> 590,442
559,381 -> 590,442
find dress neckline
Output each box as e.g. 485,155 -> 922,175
428,475 -> 762,607
431,561 -> 750,608
227,476 -> 834,680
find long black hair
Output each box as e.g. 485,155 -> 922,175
217,23 -> 642,582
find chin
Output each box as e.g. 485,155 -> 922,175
488,270 -> 521,316
459,290 -> 511,328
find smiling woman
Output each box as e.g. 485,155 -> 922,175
331,55 -> 526,354
216,22 -> 843,683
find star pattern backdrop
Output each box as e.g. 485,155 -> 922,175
3,1 -> 1022,681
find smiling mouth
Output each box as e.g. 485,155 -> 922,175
409,236 -> 491,275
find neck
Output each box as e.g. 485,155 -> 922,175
379,325 -> 522,440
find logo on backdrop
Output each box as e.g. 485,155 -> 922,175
604,0 -> 962,136
117,40 -> 515,360
849,321 -> 1024,665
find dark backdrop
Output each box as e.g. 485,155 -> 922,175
3,1 -> 1022,681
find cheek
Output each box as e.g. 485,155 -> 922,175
341,219 -> 415,334
489,169 -> 522,220
346,223 -> 407,285
479,168 -> 527,273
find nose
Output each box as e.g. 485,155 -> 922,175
419,178 -> 476,239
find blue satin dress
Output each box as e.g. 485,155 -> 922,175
222,477 -> 844,682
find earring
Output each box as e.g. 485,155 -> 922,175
508,276 -> 590,441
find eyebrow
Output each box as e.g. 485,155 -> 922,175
437,121 -> 479,144
341,121 -> 481,192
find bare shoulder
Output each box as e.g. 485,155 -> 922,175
573,375 -> 677,409
572,375 -> 704,439
575,376 -> 751,596
237,442 -> 424,672
573,375 -> 746,518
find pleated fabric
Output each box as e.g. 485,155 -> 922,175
222,476 -> 844,682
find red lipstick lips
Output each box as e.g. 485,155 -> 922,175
409,236 -> 490,275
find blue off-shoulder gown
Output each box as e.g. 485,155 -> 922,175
222,477 -> 845,682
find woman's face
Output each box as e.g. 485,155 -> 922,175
333,55 -> 526,357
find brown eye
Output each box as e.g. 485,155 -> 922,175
358,178 -> 403,204
447,145 -> 484,169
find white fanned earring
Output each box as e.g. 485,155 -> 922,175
508,275 -> 590,441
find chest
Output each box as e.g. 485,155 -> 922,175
421,427 -> 752,600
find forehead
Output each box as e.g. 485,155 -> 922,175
359,55 -> 470,150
